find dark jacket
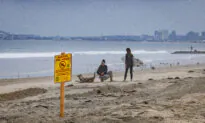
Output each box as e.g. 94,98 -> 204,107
97,65 -> 108,75
125,53 -> 133,67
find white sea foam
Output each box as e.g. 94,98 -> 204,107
74,50 -> 168,55
0,52 -> 61,58
0,50 -> 168,58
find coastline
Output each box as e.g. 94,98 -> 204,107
0,63 -> 204,81
0,63 -> 204,93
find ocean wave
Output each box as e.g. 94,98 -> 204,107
74,50 -> 168,55
0,50 -> 168,58
0,52 -> 61,58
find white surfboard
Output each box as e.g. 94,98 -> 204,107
121,56 -> 144,67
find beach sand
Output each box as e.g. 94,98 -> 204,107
0,64 -> 205,123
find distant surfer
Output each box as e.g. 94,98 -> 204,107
123,48 -> 133,82
190,45 -> 193,52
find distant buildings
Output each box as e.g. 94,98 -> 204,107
154,31 -> 160,41
0,30 -> 53,40
1,29 -> 205,42
161,30 -> 169,41
169,31 -> 177,41
154,30 -> 169,41
0,31 -> 9,40
0,32 -> 4,39
201,31 -> 205,40
140,35 -> 154,41
202,31 -> 205,37
186,31 -> 199,41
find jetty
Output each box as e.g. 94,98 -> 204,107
172,46 -> 205,54
172,50 -> 205,54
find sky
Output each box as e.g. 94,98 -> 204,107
0,0 -> 205,36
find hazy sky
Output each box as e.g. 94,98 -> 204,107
0,0 -> 205,36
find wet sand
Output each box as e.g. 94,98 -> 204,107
0,64 -> 205,123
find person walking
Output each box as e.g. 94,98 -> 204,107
124,48 -> 134,81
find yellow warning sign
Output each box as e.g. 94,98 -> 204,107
54,53 -> 72,83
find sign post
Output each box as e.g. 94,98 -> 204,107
54,52 -> 72,117
60,82 -> 65,117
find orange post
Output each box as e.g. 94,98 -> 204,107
60,82 -> 65,117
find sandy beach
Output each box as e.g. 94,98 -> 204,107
0,64 -> 205,123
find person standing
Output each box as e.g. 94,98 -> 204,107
124,48 -> 134,81
190,45 -> 193,52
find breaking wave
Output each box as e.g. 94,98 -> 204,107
0,50 -> 168,58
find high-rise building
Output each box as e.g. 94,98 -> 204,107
154,30 -> 169,41
202,31 -> 205,36
201,31 -> 205,40
161,30 -> 169,41
154,31 -> 160,41
186,31 -> 199,40
0,31 -> 7,39
169,30 -> 177,41
0,33 -> 3,39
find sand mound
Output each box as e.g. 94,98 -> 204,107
94,85 -> 122,93
65,84 -> 142,99
0,88 -> 47,101
65,85 -> 123,99
159,77 -> 205,100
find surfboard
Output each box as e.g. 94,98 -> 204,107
121,56 -> 144,67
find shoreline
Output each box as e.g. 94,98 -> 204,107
0,63 -> 205,94
0,63 -> 204,81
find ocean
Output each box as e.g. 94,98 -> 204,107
0,40 -> 205,79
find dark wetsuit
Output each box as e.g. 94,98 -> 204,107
124,53 -> 133,81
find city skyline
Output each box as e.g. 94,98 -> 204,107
0,0 -> 205,36
1,29 -> 205,42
